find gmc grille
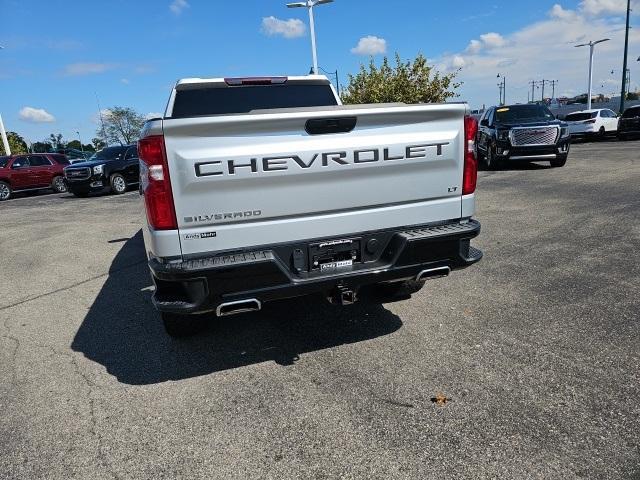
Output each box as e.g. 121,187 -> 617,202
64,167 -> 91,180
510,127 -> 559,146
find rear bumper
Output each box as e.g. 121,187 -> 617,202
149,219 -> 482,315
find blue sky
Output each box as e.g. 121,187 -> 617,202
1,0 -> 638,145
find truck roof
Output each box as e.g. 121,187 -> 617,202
175,75 -> 331,90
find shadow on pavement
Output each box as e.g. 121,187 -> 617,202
71,230 -> 403,385
478,161 -> 551,172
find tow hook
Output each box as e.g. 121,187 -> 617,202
326,287 -> 358,306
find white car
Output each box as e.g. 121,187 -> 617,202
565,109 -> 619,139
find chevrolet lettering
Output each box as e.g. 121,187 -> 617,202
139,75 -> 482,337
194,143 -> 449,177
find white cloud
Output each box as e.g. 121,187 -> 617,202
479,32 -> 507,48
19,107 -> 55,123
120,78 -> 130,84
466,39 -> 482,54
170,0 -> 189,15
579,0 -> 637,16
350,36 -> 387,56
261,16 -> 306,39
550,4 -> 578,20
451,55 -> 466,68
435,2 -> 640,107
63,62 -> 116,76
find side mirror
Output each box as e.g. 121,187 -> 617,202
480,119 -> 489,127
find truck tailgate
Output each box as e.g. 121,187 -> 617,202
162,103 -> 467,256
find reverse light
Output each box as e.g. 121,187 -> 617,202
138,135 -> 177,230
463,115 -> 478,195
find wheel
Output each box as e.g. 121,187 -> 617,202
71,190 -> 90,198
598,126 -> 606,140
371,279 -> 426,299
550,156 -> 567,168
485,145 -> 499,170
110,173 -> 127,194
0,181 -> 12,201
51,176 -> 67,193
162,312 -> 207,338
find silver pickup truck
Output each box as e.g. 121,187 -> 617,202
139,75 -> 482,336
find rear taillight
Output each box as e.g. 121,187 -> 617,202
584,119 -> 596,124
463,115 -> 478,195
138,135 -> 177,230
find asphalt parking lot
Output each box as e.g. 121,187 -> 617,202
1,140 -> 639,479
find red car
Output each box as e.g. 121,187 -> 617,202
0,153 -> 70,201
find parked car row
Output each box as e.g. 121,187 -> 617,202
564,105 -> 640,140
0,153 -> 70,200
0,145 -> 140,201
474,102 -> 640,170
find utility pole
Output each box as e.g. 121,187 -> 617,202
530,80 -> 537,103
550,80 -> 558,99
497,73 -> 506,105
620,0 -> 631,113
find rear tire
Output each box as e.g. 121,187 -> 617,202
51,176 -> 67,193
485,145 -> 499,170
162,312 -> 207,338
110,173 -> 127,195
0,181 -> 12,201
598,126 -> 606,140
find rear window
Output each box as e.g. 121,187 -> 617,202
622,107 -> 640,118
171,84 -> 338,118
565,112 -> 597,121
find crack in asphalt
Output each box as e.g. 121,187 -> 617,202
0,260 -> 147,312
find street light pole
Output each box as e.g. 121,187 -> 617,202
620,0 -> 631,113
287,0 -> 334,75
575,38 -> 610,110
76,131 -> 84,153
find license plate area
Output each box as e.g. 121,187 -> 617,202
309,238 -> 361,272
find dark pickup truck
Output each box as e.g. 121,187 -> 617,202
64,145 -> 139,197
476,104 -> 570,169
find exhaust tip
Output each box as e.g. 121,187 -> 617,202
415,266 -> 451,282
216,298 -> 262,317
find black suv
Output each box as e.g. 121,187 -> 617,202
618,105 -> 640,140
476,104 -> 570,169
64,145 -> 139,197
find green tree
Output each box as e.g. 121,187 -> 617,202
31,141 -> 52,153
341,53 -> 461,105
0,132 -> 29,155
66,140 -> 82,150
49,133 -> 64,149
91,137 -> 106,151
97,107 -> 145,145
